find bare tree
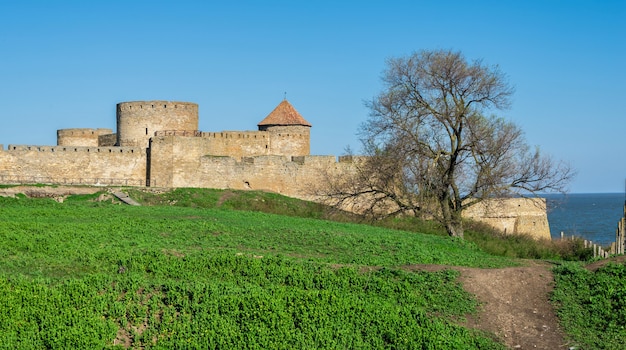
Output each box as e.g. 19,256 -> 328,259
325,49 -> 575,238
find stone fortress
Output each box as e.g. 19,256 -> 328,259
0,100 -> 550,239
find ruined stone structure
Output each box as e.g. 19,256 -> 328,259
0,99 -> 550,239
463,198 -> 550,240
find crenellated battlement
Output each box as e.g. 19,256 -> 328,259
201,131 -> 307,140
57,128 -> 113,137
117,101 -> 197,112
6,145 -> 145,154
154,130 -> 203,137
203,131 -> 268,139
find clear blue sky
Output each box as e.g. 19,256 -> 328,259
1,1 -> 624,193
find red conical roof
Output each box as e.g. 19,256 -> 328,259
257,100 -> 312,127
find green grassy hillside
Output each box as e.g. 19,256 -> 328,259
129,188 -> 593,261
0,193 -> 510,348
1,187 -> 614,348
552,261 -> 626,349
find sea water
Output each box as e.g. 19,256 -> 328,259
543,193 -> 625,246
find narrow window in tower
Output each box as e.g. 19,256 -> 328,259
146,128 -> 148,135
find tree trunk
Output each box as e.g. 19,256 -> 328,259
440,197 -> 464,238
445,217 -> 464,238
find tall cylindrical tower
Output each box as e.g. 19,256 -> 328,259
116,101 -> 199,147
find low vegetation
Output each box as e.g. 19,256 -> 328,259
0,187 -> 621,348
552,261 -> 626,349
129,188 -> 594,261
0,192 -> 508,348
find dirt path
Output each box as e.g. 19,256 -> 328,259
584,254 -> 626,271
458,264 -> 569,349
409,262 -> 570,349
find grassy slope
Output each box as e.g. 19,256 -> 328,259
0,193 -> 512,349
130,188 -> 594,261
127,188 -> 620,348
552,262 -> 626,349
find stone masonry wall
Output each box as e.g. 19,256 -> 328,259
462,198 -> 550,239
57,128 -> 114,147
98,133 -> 118,147
117,101 -> 199,148
261,125 -> 310,157
147,132 -> 314,188
198,130 -> 309,160
147,135 -> 333,194
199,131 -> 271,160
192,155 -> 338,198
0,145 -> 147,186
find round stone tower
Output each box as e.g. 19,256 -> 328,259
116,101 -> 199,147
57,128 -> 114,147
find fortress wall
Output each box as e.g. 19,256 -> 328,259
117,101 -> 199,148
193,155 -> 326,196
258,125 -> 311,134
183,154 -> 352,200
199,131 -> 270,159
195,130 -> 310,159
463,198 -> 547,218
57,128 -> 114,147
462,198 -> 550,239
146,135 -> 346,196
0,145 -> 147,186
264,127 -> 310,157
148,136 -> 176,187
171,136 -> 214,187
148,135 -> 217,188
291,155 -> 338,166
98,133 -> 117,147
514,215 -> 551,240
148,135 -> 329,189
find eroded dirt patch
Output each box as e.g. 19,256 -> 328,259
407,262 -> 570,349
584,255 -> 626,272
